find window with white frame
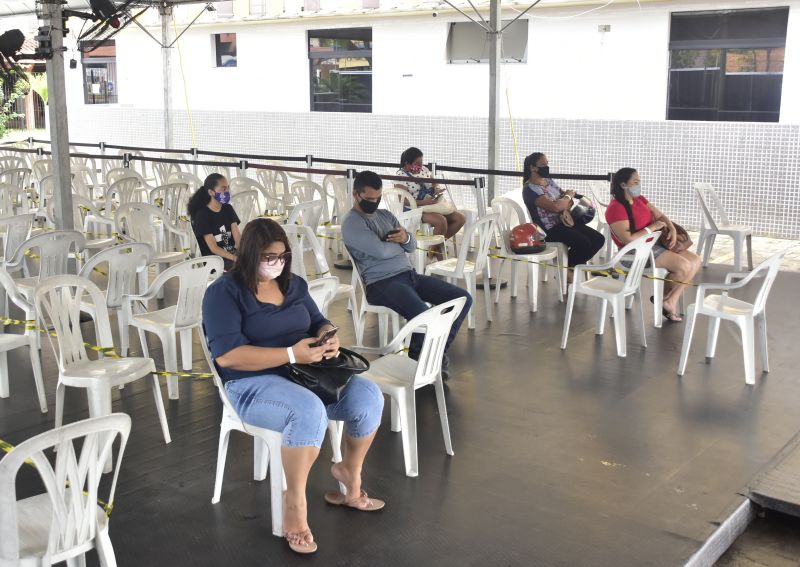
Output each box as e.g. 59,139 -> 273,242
446,19 -> 528,63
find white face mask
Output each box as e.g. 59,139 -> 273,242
259,259 -> 284,280
628,183 -> 642,198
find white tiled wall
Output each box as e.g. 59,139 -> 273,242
67,106 -> 800,239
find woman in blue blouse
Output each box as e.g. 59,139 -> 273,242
202,219 -> 385,554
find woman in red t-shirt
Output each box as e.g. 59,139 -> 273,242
604,168 -> 701,322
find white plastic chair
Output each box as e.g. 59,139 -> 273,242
694,182 -> 753,272
0,213 -> 34,270
349,252 -> 400,347
256,167 -> 291,214
561,232 -> 660,358
79,243 -> 154,358
286,199 -> 324,234
0,414 -> 131,567
35,276 -> 171,454
0,183 -> 31,216
168,171 -> 203,192
586,180 -> 615,262
199,325 -> 342,537
677,251 -> 784,385
204,164 -> 233,179
231,189 -> 261,227
104,167 -> 138,188
425,214 -> 497,330
71,164 -> 101,201
0,268 -> 46,413
353,298 -> 466,477
153,161 -> 181,187
0,156 -> 26,171
0,168 -> 31,193
114,202 -> 190,299
491,198 -> 562,312
123,256 -> 223,400
31,158 -> 53,188
307,276 -> 340,316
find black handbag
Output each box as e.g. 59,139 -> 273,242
286,347 -> 370,405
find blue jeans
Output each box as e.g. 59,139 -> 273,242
365,270 -> 472,356
224,374 -> 384,448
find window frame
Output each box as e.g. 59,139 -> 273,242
307,27 -> 373,114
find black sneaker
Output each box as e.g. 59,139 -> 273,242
441,353 -> 450,380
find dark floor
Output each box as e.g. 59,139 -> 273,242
716,510 -> 800,567
2,260 -> 800,566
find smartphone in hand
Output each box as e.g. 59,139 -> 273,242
310,326 -> 338,348
383,228 -> 402,241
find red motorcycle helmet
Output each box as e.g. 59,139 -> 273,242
510,223 -> 547,254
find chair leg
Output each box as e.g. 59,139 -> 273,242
28,343 -> 47,413
560,286 -> 576,350
529,263 -> 539,312
746,234 -> 753,271
611,296 -> 627,358
434,378 -> 454,456
653,278 -> 664,328
348,288 -> 360,340
739,317 -> 756,385
636,292 -> 647,348
484,270 -> 493,323
378,313 -> 388,347
596,299 -> 608,336
390,396 -> 402,432
677,304 -> 698,376
268,436 -> 284,537
117,312 -> 129,358
397,388 -> 419,478
150,374 -> 171,443
161,333 -> 179,400
696,228 -> 707,257
705,317 -> 721,359
95,530 -> 117,567
757,313 -> 769,373
137,328 -> 150,359
55,382 -> 65,428
211,425 -> 232,504
179,328 -> 193,371
465,273 -> 476,330
328,420 -> 343,464
254,437 -> 268,481
0,351 -> 7,399
733,234 -> 743,272
88,386 -> 114,473
494,260 -> 506,304
702,234 -> 716,267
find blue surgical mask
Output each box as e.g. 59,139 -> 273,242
628,184 -> 642,198
213,191 -> 231,205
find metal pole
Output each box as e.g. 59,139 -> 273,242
160,5 -> 174,150
487,0 -> 501,204
43,0 -> 74,230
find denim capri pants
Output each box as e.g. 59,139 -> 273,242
224,374 -> 384,448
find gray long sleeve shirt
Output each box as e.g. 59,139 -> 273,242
342,208 -> 417,286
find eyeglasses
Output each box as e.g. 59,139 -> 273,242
260,252 -> 291,266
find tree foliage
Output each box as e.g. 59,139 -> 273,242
0,72 -> 30,140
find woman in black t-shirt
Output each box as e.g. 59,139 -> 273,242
187,173 -> 241,270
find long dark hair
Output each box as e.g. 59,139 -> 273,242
231,218 -> 293,295
522,152 -> 545,186
611,168 -> 638,233
400,147 -> 423,169
187,173 -> 225,218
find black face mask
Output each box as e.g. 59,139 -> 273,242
359,196 -> 381,214
536,165 -> 550,178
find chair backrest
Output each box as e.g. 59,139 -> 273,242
290,180 -> 329,220
748,251 -> 786,315
0,184 -> 30,216
283,223 -> 329,280
168,171 -> 202,191
115,202 -> 170,251
35,275 -> 115,372
395,209 -> 423,234
286,199 -> 324,230
328,176 -> 350,223
231,189 -> 261,227
0,266 -> 33,314
0,167 -> 31,189
205,164 -> 233,179
105,176 -> 147,211
228,176 -> 259,195
0,213 -> 34,261
101,157 -> 124,181
585,180 -> 610,208
490,197 -> 531,255
307,276 -> 340,316
79,243 -> 153,309
608,232 -> 661,295
153,161 -> 181,187
454,214 -> 498,275
70,164 -> 99,199
382,186 -> 415,216
694,182 -> 729,228
31,158 -> 53,183
105,167 -> 139,188
148,256 -> 223,327
0,156 -> 26,171
0,414 -> 131,565
439,171 -> 487,217
149,183 -> 192,226
397,298 -> 466,387
8,230 -> 85,279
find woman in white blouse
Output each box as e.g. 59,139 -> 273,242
396,147 -> 466,239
